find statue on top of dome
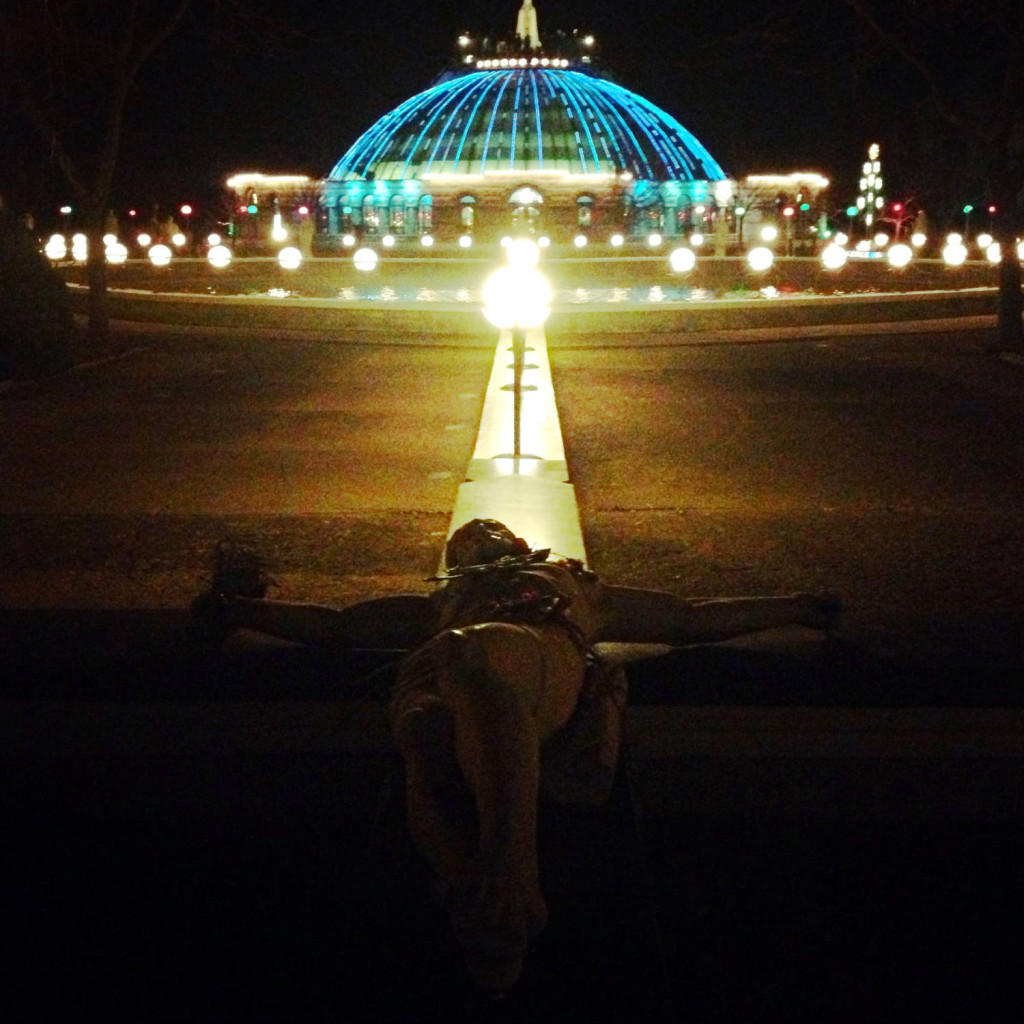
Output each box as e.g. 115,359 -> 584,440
515,0 -> 541,50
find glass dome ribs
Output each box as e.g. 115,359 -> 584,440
327,68 -> 725,183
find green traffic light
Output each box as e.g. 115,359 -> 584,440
846,206 -> 857,217
247,204 -> 258,214
963,204 -> 974,214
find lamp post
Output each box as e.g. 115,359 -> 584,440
481,240 -> 552,458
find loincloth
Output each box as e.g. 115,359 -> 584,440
390,623 -> 627,807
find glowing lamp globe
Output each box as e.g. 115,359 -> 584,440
148,244 -> 172,266
986,242 -> 1001,264
172,232 -> 187,247
911,232 -> 926,248
647,233 -> 663,247
459,235 -> 473,249
747,247 -> 774,272
574,234 -> 588,248
208,233 -> 222,246
207,245 -> 232,269
977,233 -> 993,249
354,247 -> 378,271
482,265 -> 552,330
942,241 -> 967,266
820,244 -> 848,270
278,247 -> 303,270
609,233 -> 624,247
72,234 -> 88,261
689,233 -> 704,247
45,235 -> 67,261
105,242 -> 128,264
873,233 -> 889,248
537,236 -> 551,248
760,225 -> 778,243
420,234 -> 434,248
887,243 -> 912,268
669,247 -> 696,273
137,233 -> 152,247
1017,241 -> 1024,261
382,235 -> 396,248
341,233 -> 356,247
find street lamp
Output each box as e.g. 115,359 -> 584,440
481,240 -> 552,459
208,245 -> 232,269
821,243 -> 848,270
278,246 -> 302,270
669,247 -> 696,273
354,247 -> 378,271
887,243 -> 913,268
148,244 -> 172,267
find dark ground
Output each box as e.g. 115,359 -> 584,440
3,627 -> 1020,1024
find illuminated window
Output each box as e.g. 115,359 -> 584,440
509,185 -> 544,206
362,195 -> 380,233
577,194 -> 593,227
418,195 -> 433,232
389,195 -> 405,232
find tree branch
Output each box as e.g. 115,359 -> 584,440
842,0 -> 967,131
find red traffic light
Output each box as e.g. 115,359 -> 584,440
892,203 -> 903,212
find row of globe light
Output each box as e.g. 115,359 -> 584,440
44,228 -> 1024,274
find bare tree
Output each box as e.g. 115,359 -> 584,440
843,0 -> 1024,352
0,0 -> 192,346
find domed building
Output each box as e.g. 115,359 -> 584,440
314,1 -> 730,251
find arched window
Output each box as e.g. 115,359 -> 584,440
576,194 -> 594,227
418,195 -> 433,232
508,186 -> 542,234
459,195 -> 476,229
362,195 -> 379,234
389,195 -> 405,233
508,186 -> 543,207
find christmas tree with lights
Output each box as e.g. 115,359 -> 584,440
856,143 -> 884,233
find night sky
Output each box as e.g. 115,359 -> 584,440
1,0 -> 977,229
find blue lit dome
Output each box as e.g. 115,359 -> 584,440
312,5 -> 731,249
327,66 -> 725,184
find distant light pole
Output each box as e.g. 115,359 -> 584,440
482,240 -> 551,458
180,204 -> 193,251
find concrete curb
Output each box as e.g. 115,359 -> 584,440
64,284 -> 1002,342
